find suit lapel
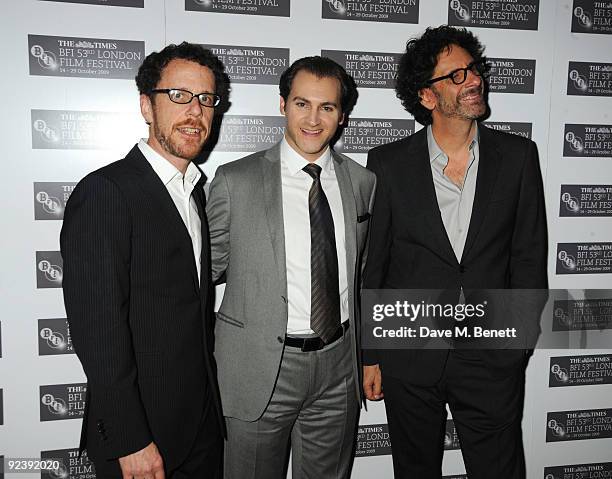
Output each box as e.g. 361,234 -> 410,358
461,124 -> 500,262
332,152 -> 358,286
127,146 -> 200,291
409,130 -> 458,265
262,145 -> 288,294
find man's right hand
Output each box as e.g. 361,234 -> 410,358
118,441 -> 165,479
363,364 -> 384,400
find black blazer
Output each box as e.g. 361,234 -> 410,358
362,125 -> 548,384
60,146 -> 223,470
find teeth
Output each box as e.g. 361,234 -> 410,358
180,128 -> 200,134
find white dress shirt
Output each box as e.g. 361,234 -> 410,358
280,138 -> 348,335
138,139 -> 202,280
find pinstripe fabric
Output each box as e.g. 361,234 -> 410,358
303,163 -> 340,343
60,145 -> 223,473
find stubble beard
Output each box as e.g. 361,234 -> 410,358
152,109 -> 205,161
434,85 -> 486,121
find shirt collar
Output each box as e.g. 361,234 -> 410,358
427,124 -> 479,165
280,137 -> 333,177
138,138 -> 201,187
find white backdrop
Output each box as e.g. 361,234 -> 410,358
1,1 -> 611,478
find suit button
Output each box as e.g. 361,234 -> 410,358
459,265 -> 466,273
277,336 -> 284,343
281,296 -> 288,304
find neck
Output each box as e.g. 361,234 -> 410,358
431,118 -> 476,156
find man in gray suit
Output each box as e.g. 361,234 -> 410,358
206,56 -> 376,478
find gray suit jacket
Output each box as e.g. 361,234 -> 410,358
206,142 -> 376,421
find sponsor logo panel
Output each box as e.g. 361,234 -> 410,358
483,121 -> 532,139
544,462 -> 612,479
38,318 -> 75,356
556,243 -> 612,274
546,409 -> 612,442
28,34 -> 144,79
549,354 -> 612,387
185,0 -> 290,17
36,251 -> 63,288
335,118 -> 414,154
202,44 -> 288,85
39,383 -> 87,421
563,123 -> 612,157
31,109 -> 141,150
355,423 -> 392,457
40,0 -> 143,6
567,61 -> 612,96
34,182 -> 76,220
41,448 -> 96,479
559,185 -> 612,217
447,0 -> 540,30
205,115 -> 285,152
487,58 -> 536,94
321,50 -> 401,89
552,298 -> 612,331
321,0 -> 419,24
571,0 -> 612,35
444,419 -> 461,450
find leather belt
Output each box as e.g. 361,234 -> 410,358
285,321 -> 349,352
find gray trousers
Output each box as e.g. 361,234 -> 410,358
224,332 -> 359,479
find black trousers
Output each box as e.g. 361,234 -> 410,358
93,397 -> 223,479
383,350 -> 527,479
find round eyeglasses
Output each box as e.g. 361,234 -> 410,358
427,60 -> 489,86
151,88 -> 221,108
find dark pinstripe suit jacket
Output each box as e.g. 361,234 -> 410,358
60,145 -> 223,470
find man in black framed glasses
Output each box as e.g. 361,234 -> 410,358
362,26 -> 547,478
61,42 -> 228,479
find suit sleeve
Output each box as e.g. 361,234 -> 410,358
359,174 -> 377,278
509,140 -> 549,346
362,150 -> 393,365
206,166 -> 231,283
60,174 -> 152,459
510,140 -> 548,289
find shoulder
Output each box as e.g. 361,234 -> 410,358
215,148 -> 271,178
370,127 -> 425,157
334,151 -> 375,185
70,148 -> 143,204
479,124 -> 536,152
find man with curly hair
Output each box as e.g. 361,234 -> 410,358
61,42 -> 228,478
362,26 -> 547,478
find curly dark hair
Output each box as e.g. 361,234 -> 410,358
395,25 -> 486,126
135,42 -> 229,113
279,56 -> 358,116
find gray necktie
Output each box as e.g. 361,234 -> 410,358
303,163 -> 340,343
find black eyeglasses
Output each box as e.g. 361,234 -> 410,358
427,60 -> 488,86
151,88 -> 221,107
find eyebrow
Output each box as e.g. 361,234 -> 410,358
292,96 -> 338,107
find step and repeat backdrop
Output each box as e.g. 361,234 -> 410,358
1,0 -> 611,477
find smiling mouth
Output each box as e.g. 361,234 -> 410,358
301,128 -> 323,137
177,126 -> 202,137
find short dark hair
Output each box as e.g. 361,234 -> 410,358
395,25 -> 486,126
135,42 -> 229,111
279,56 -> 358,115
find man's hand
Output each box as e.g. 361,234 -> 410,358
118,441 -> 165,479
363,364 -> 384,400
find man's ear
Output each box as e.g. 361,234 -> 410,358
279,96 -> 286,116
338,112 -> 345,126
419,87 -> 436,112
140,94 -> 153,125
